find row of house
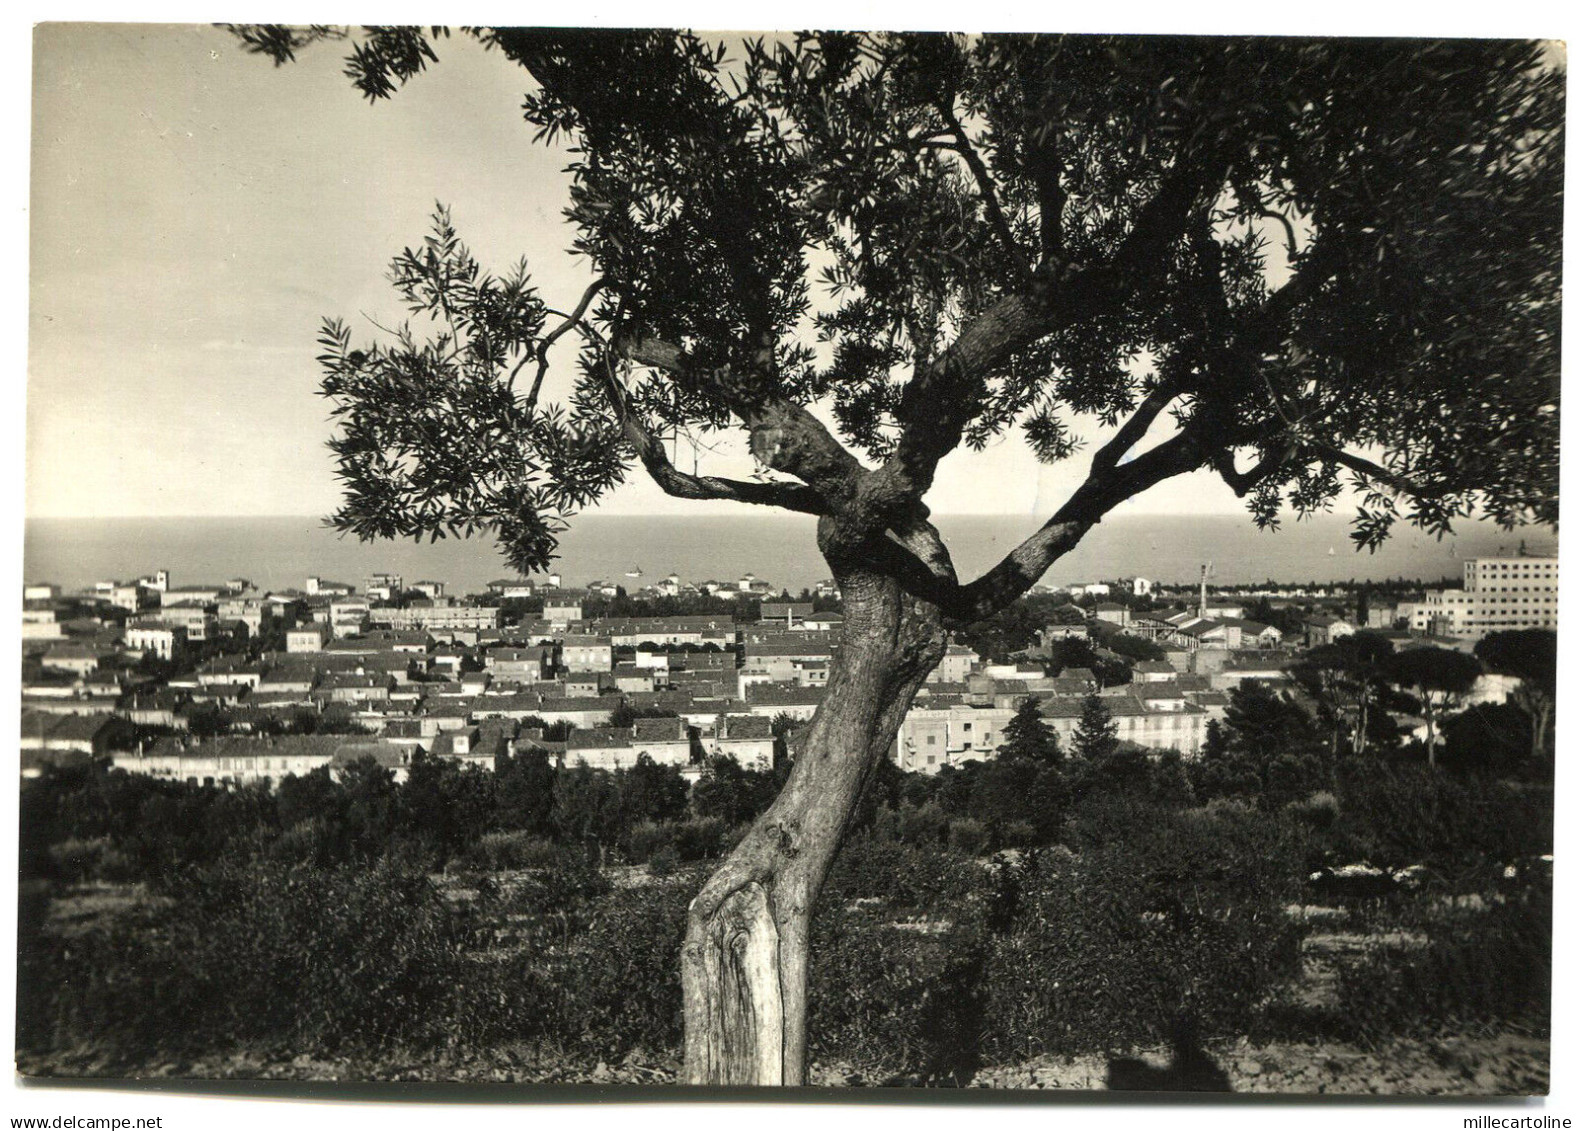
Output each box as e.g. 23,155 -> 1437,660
105,705 -> 777,787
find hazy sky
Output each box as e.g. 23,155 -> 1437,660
14,24 -> 1435,523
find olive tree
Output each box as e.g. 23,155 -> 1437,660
233,27 -> 1561,1084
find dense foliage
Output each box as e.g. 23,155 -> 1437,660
20,722 -> 1551,1076
231,28 -> 1559,609
19,752 -> 781,884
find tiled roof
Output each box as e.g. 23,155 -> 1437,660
331,742 -> 408,768
633,717 -> 688,743
743,642 -> 837,658
719,714 -> 773,740
566,727 -> 635,750
147,734 -> 343,762
537,696 -> 616,715
322,672 -> 392,688
745,684 -> 824,706
21,711 -> 120,742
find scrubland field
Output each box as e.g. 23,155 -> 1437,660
17,719 -> 1552,1095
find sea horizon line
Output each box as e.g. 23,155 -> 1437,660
25,510 -> 1502,523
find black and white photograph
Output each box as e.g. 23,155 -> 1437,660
8,13 -> 1568,1110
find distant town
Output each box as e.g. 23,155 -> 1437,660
18,550 -> 1559,784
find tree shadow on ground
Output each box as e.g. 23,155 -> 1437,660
1105,1016 -> 1233,1093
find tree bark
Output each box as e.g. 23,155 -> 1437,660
680,563 -> 947,1085
1352,681 -> 1371,757
1532,696 -> 1553,766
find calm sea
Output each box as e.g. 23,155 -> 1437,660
20,513 -> 1554,597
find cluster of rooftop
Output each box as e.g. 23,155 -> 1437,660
20,554 -> 1552,785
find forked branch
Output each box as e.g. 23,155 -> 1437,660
615,334 -> 869,508
524,277 -> 609,410
874,427 -> 1210,622
594,356 -> 830,516
889,151 -> 1231,493
1091,382 -> 1181,474
936,99 -> 1032,282
1213,441 -> 1293,497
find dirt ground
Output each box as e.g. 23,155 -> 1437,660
21,1031 -> 1547,1095
23,884 -> 1547,1095
967,1033 -> 1549,1095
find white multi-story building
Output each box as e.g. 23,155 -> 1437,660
305,576 -> 356,597
893,695 -> 1209,774
21,608 -> 65,640
157,604 -> 221,642
124,621 -> 186,661
286,624 -> 330,653
561,634 -> 614,671
1410,556 -> 1558,640
925,644 -> 977,684
543,596 -> 584,623
374,605 -> 503,631
110,583 -> 157,613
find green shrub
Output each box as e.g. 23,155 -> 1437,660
551,882 -> 692,1058
1001,821 -> 1039,849
979,804 -> 1307,1061
1335,883 -> 1552,1040
30,858 -> 490,1060
268,817 -> 342,867
809,917 -> 986,1081
624,820 -> 675,863
948,818 -> 986,855
648,846 -> 680,877
507,851 -> 612,916
822,835 -> 981,915
47,837 -> 114,884
1285,790 -> 1340,831
15,881 -> 57,1054
469,829 -> 562,871
1332,764 -> 1554,868
672,817 -> 727,861
895,802 -> 949,847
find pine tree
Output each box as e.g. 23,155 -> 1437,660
1073,694 -> 1119,763
998,697 -> 1061,765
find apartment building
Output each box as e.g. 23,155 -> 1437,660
1410,556 -> 1558,640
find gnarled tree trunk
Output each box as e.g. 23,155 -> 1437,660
681,563 -> 946,1085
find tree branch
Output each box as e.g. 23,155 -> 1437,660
1231,177 -> 1301,261
887,151 -> 1231,496
1311,444 -> 1437,500
1090,383 -> 1180,474
1014,60 -> 1064,264
873,427 -> 1209,622
1213,441 -> 1293,497
594,355 -> 830,516
886,506 -> 959,585
936,99 -> 1032,281
615,333 -> 869,509
524,277 -> 607,410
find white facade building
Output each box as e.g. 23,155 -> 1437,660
1410,556 -> 1558,640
